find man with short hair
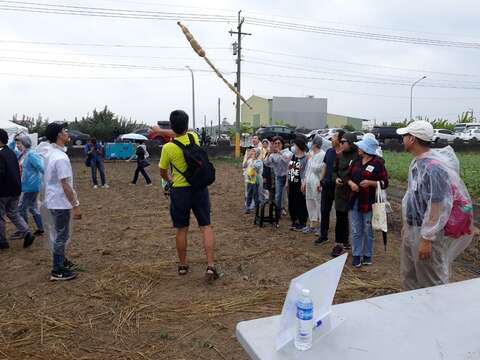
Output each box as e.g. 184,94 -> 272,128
315,130 -> 344,246
159,110 -> 218,282
42,123 -> 82,281
397,121 -> 473,289
0,129 -> 35,249
84,138 -> 108,189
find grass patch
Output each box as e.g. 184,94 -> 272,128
383,150 -> 480,201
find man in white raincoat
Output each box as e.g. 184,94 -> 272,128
397,121 -> 473,290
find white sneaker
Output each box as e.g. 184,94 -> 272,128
145,183 -> 153,187
102,184 -> 109,189
93,185 -> 98,189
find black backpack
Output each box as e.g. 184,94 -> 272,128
172,133 -> 216,189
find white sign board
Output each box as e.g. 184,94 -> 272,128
276,253 -> 347,350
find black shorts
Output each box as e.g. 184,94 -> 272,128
170,187 -> 211,228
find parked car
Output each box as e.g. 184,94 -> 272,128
432,129 -> 459,143
306,128 -> 328,139
147,121 -> 175,145
69,130 -> 90,146
370,126 -> 402,144
460,129 -> 480,142
256,125 -> 297,142
353,131 -> 365,140
213,134 -> 231,146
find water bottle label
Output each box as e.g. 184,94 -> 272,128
296,306 -> 313,320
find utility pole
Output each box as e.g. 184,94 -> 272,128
186,66 -> 195,129
229,10 -> 251,158
218,97 -> 221,139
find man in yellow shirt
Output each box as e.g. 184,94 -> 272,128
159,110 -> 218,282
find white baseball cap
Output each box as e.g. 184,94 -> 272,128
396,120 -> 434,142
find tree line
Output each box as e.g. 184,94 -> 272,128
12,106 -> 147,141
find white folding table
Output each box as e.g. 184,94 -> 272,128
236,278 -> 480,360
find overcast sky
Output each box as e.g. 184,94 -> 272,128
0,0 -> 479,128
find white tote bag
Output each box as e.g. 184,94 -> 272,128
372,182 -> 388,232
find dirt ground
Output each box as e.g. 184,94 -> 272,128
1,159 -> 478,360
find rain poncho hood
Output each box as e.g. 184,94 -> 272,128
19,149 -> 44,193
402,146 -> 473,260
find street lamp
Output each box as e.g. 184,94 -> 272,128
410,75 -> 427,121
186,66 -> 196,129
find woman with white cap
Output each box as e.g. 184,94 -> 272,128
346,135 -> 389,268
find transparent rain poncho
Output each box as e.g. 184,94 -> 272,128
304,150 -> 325,201
36,142 -> 75,252
401,146 -> 474,283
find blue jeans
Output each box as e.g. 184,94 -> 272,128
351,202 -> 374,258
19,192 -> 43,231
274,175 -> 287,210
50,209 -> 71,271
91,159 -> 106,186
246,183 -> 259,210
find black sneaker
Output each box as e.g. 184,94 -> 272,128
34,229 -> 44,236
0,242 -> 10,250
293,223 -> 305,232
352,256 -> 362,268
63,258 -> 77,270
314,238 -> 329,246
362,256 -> 373,266
23,232 -> 35,248
331,245 -> 345,258
50,268 -> 77,281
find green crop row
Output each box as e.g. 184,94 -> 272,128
383,150 -> 480,202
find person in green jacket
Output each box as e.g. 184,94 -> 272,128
331,132 -> 359,257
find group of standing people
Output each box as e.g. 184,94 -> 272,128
1,123 -> 81,281
244,130 -> 388,268
243,120 -> 474,290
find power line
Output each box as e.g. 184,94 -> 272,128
0,1 -> 236,22
0,39 -> 229,50
0,47 -> 233,62
245,74 -> 480,100
243,71 -> 480,90
244,48 -> 480,78
0,56 -> 236,73
244,58 -> 480,86
245,17 -> 480,49
0,71 -> 214,79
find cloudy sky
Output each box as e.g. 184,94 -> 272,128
0,0 -> 479,128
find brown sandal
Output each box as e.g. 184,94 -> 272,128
178,265 -> 189,275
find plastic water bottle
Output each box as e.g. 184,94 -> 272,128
294,288 -> 313,351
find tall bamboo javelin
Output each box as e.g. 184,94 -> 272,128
177,22 -> 252,109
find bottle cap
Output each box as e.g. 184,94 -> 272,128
302,288 -> 310,296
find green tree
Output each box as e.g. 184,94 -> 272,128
430,118 -> 454,131
229,122 -> 252,139
457,111 -> 475,123
69,106 -> 145,141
